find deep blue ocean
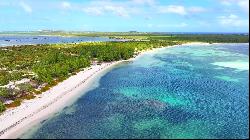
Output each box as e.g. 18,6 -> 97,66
22,43 -> 249,139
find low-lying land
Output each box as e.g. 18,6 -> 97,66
0,33 -> 249,113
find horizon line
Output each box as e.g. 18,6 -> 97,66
0,31 -> 249,34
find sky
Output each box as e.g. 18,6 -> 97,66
0,0 -> 249,32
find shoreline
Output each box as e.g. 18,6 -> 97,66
0,42 -> 209,139
0,61 -> 125,139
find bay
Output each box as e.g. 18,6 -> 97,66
0,35 -> 123,47
22,43 -> 249,139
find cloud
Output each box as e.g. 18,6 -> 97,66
238,0 -> 249,13
220,0 -> 249,14
83,7 -> 103,16
61,1 -> 71,9
188,6 -> 206,13
82,1 -> 131,18
83,6 -> 130,17
20,1 -> 32,13
104,5 -> 130,17
158,5 -> 187,15
83,5 -> 130,17
220,0 -> 233,6
60,0 -> 206,19
218,14 -> 249,27
131,0 -> 155,6
158,5 -> 206,16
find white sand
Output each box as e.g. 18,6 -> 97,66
0,61 -> 124,138
182,42 -> 211,46
0,42 -> 208,139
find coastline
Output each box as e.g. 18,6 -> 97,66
0,61 -> 124,139
0,42 -> 208,139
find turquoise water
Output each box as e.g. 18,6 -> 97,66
22,43 -> 249,139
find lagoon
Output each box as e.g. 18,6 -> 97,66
0,35 -> 122,47
22,43 -> 249,139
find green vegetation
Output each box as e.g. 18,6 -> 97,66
0,101 -> 6,113
149,34 -> 249,43
0,87 -> 9,97
108,34 -> 249,43
0,33 -> 248,112
0,40 -> 178,112
1,31 -> 248,43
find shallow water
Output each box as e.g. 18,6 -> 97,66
22,43 -> 249,139
0,35 -> 122,47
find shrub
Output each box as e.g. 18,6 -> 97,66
0,87 -> 9,97
17,83 -> 33,93
5,99 -> 22,108
0,101 -> 6,113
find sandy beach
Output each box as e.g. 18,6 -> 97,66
181,42 -> 211,46
0,42 -> 208,139
0,61 -> 126,139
